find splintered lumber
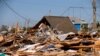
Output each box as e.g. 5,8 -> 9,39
54,44 -> 64,48
94,40 -> 100,56
0,36 -> 15,47
0,35 -> 4,42
17,52 -> 43,56
70,45 -> 94,48
43,51 -> 81,56
95,40 -> 100,46
7,36 -> 28,51
60,39 -> 82,46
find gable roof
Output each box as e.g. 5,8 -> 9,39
33,16 -> 77,33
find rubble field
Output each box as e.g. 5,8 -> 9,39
0,25 -> 100,56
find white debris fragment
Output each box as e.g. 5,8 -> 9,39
57,34 -> 68,41
67,32 -> 75,35
67,49 -> 77,52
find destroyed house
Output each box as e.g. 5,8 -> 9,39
33,16 -> 77,33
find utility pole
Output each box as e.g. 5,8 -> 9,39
92,0 -> 97,31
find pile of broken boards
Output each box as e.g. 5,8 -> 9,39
0,30 -> 100,56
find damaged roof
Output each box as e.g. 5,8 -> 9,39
33,16 -> 77,33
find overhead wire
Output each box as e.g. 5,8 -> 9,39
0,1 -> 4,9
60,8 -> 70,16
1,0 -> 28,21
1,0 -> 36,26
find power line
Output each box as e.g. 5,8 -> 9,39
1,0 -> 36,27
2,0 -> 28,21
60,8 -> 70,16
0,1 -> 4,9
61,7 -> 84,16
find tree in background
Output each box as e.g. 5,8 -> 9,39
0,25 -> 8,32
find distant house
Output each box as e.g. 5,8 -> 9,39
69,17 -> 88,31
33,16 -> 77,33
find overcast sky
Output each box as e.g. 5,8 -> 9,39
0,0 -> 99,26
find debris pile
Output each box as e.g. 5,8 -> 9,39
0,24 -> 100,56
